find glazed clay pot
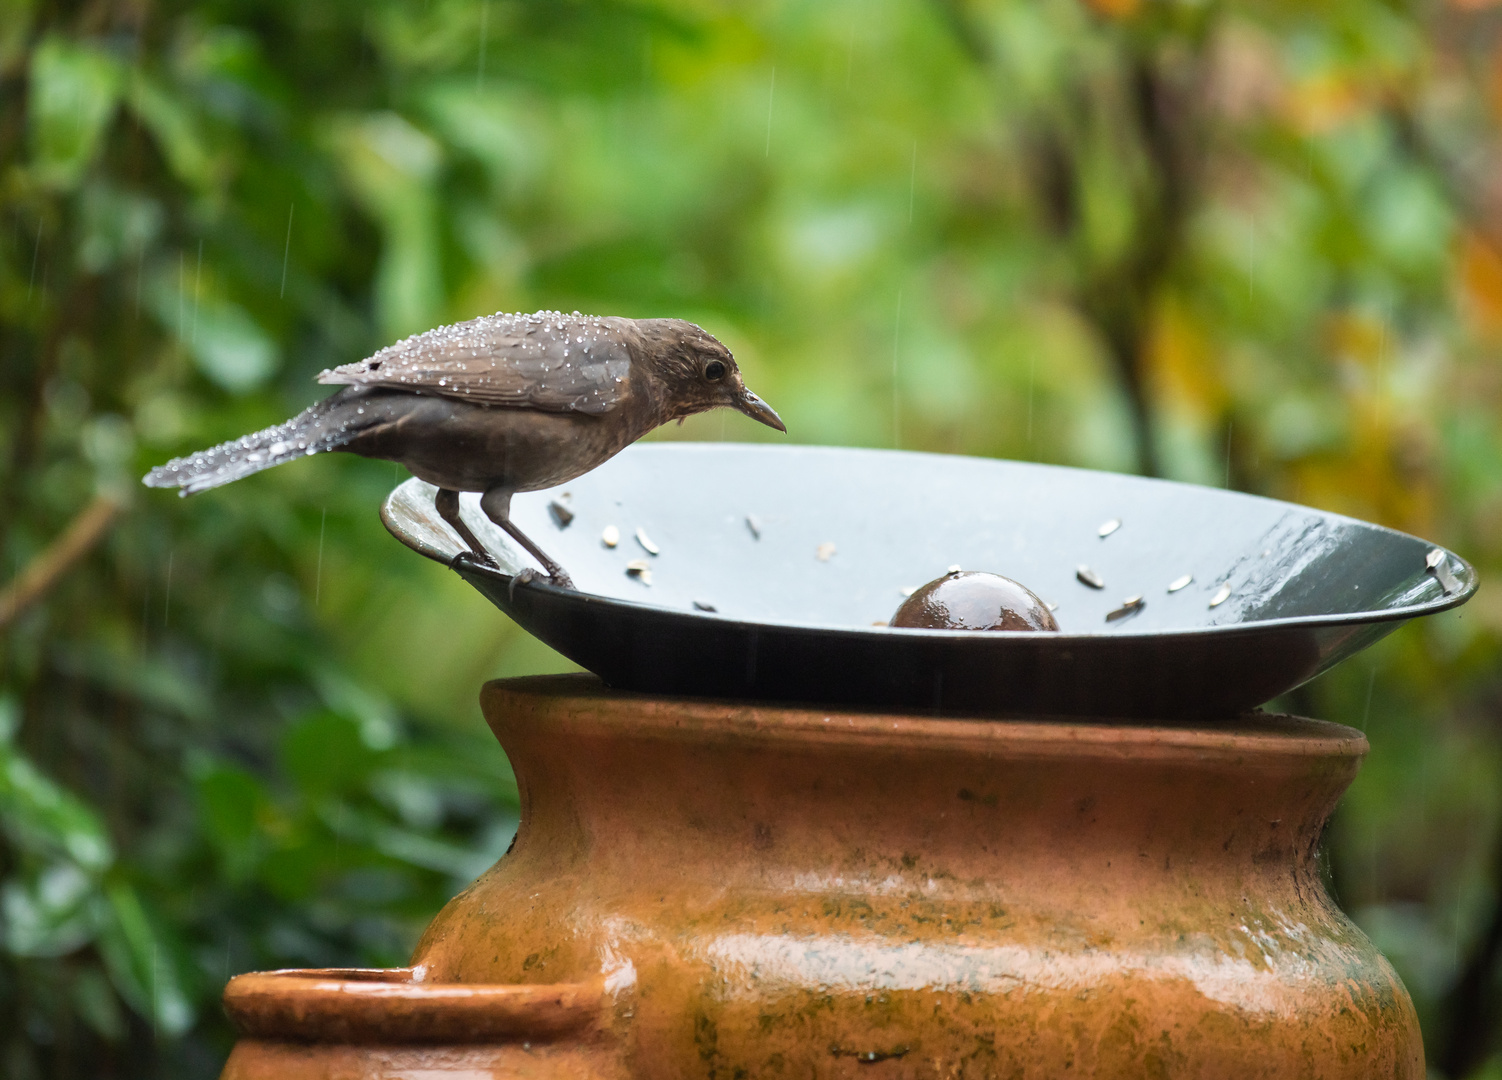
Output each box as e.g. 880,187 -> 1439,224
223,674 -> 1422,1079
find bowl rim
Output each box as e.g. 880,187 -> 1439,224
382,443 -> 1478,642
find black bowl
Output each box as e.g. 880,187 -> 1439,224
381,444 -> 1475,719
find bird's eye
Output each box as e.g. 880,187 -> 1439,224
705,360 -> 727,381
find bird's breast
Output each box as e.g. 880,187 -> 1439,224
356,394 -> 648,494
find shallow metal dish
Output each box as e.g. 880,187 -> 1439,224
381,443 -> 1476,718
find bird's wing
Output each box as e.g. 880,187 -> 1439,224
316,311 -> 636,414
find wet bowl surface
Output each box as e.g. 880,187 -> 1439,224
381,443 -> 1475,718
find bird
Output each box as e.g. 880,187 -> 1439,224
142,310 -> 785,588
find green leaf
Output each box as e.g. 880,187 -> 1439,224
1,863 -> 102,957
97,881 -> 194,1037
71,966 -> 128,1041
144,268 -> 279,393
280,712 -> 377,799
189,297 -> 280,393
125,70 -> 216,192
327,112 -> 445,338
28,35 -> 122,189
0,707 -> 114,872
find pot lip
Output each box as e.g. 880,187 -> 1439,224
223,967 -> 604,1044
483,674 -> 1367,763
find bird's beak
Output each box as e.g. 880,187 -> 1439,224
736,387 -> 787,433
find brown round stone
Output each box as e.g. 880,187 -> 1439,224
890,570 -> 1059,631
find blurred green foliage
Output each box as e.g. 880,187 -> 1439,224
3,0 -> 1502,1075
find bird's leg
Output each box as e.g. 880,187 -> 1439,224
480,487 -> 575,589
434,488 -> 499,569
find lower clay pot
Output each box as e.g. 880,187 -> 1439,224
221,674 -> 1422,1079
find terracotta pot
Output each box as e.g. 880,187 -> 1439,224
222,674 -> 1422,1079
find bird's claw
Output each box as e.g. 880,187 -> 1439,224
450,548 -> 501,572
506,566 -> 574,602
507,567 -> 538,603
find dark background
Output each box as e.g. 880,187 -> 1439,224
4,0 -> 1502,1075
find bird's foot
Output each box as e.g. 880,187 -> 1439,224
545,568 -> 575,590
507,567 -> 538,603
450,548 -> 501,572
506,566 -> 574,602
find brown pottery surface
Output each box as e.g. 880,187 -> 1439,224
222,673 -> 1422,1079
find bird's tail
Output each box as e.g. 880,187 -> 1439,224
143,390 -> 368,496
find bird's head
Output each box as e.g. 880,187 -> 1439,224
636,319 -> 786,433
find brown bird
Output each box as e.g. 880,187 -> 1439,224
143,310 -> 785,587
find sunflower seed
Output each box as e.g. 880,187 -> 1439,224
1076,565 -> 1105,589
1209,582 -> 1231,607
548,500 -> 574,528
1106,595 -> 1144,622
635,527 -> 660,555
1098,518 -> 1121,538
817,542 -> 837,562
745,514 -> 762,540
1426,548 -> 1460,594
1167,574 -> 1193,593
601,525 -> 620,548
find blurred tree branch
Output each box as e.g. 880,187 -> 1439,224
933,1 -> 1216,478
0,493 -> 124,631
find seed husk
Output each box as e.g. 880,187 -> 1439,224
1105,595 -> 1144,622
625,559 -> 652,586
548,500 -> 574,528
1167,574 -> 1193,593
601,525 -> 620,548
745,514 -> 762,540
635,527 -> 660,555
1076,565 -> 1105,589
1426,548 -> 1460,594
1098,518 -> 1121,538
693,599 -> 717,612
1209,582 -> 1231,608
817,542 -> 837,562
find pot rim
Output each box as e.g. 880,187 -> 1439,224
485,675 -> 1368,765
223,967 -> 604,1044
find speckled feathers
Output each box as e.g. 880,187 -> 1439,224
317,310 -> 638,415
